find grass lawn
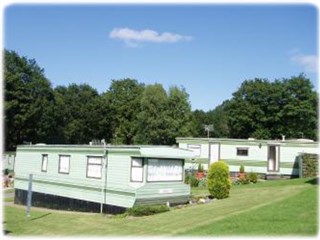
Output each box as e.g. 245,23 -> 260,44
4,188 -> 15,194
3,177 -> 318,236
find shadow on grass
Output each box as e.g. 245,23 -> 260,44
305,177 -> 319,185
3,230 -> 12,235
30,213 -> 52,221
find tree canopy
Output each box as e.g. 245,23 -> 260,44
4,50 -> 195,150
4,50 -> 56,149
203,75 -> 318,140
4,50 -> 318,151
104,79 -> 144,144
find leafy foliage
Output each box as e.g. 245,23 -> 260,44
192,110 -> 210,137
301,154 -> 318,178
53,84 -> 112,144
166,86 -> 195,143
105,79 -> 145,144
191,75 -> 318,141
225,75 -> 318,140
248,172 -> 258,183
198,163 -> 204,172
4,51 -> 195,149
185,174 -> 200,187
126,205 -> 170,216
4,50 -> 57,149
4,50 -> 318,150
134,84 -> 169,144
197,178 -> 206,188
134,84 -> 194,145
207,161 -> 231,199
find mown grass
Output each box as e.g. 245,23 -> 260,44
4,188 -> 15,194
3,177 -> 318,236
180,186 -> 318,236
4,198 -> 14,202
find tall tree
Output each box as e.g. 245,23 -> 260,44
192,109 -> 210,137
227,78 -> 273,139
4,50 -> 56,150
105,79 -> 145,144
134,84 -> 169,144
207,100 -> 230,138
224,75 -> 318,140
166,86 -> 194,144
54,84 -> 111,144
278,75 -> 318,140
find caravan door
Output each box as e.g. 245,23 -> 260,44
209,143 -> 220,165
267,145 -> 280,172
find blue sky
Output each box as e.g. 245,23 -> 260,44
4,4 -> 318,111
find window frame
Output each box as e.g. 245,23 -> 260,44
187,144 -> 201,157
236,148 -> 249,156
41,154 -> 48,172
146,158 -> 184,183
58,155 -> 70,174
130,158 -> 144,182
86,156 -> 103,179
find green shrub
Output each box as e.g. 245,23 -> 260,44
239,165 -> 245,173
126,205 -> 169,216
185,173 -> 199,187
207,161 -> 231,199
198,163 -> 204,172
248,172 -> 258,183
238,175 -> 250,184
198,178 -> 206,188
184,173 -> 191,184
302,154 -> 318,178
189,175 -> 200,187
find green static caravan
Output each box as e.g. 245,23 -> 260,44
14,144 -> 195,213
176,137 -> 319,178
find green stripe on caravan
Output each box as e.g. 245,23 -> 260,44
15,177 -> 136,197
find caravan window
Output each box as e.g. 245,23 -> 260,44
87,156 -> 103,179
187,144 -> 201,157
147,159 -> 183,182
131,158 -> 143,182
237,148 -> 249,156
59,155 -> 70,174
41,154 -> 48,172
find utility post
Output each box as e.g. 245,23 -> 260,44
26,174 -> 33,218
203,124 -> 214,138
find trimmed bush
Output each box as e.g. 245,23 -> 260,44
248,172 -> 258,183
207,161 -> 231,199
126,205 -> 169,216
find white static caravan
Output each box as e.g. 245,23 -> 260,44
3,152 -> 15,172
176,138 -> 319,177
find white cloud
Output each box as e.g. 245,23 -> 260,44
290,53 -> 318,73
109,27 -> 192,47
